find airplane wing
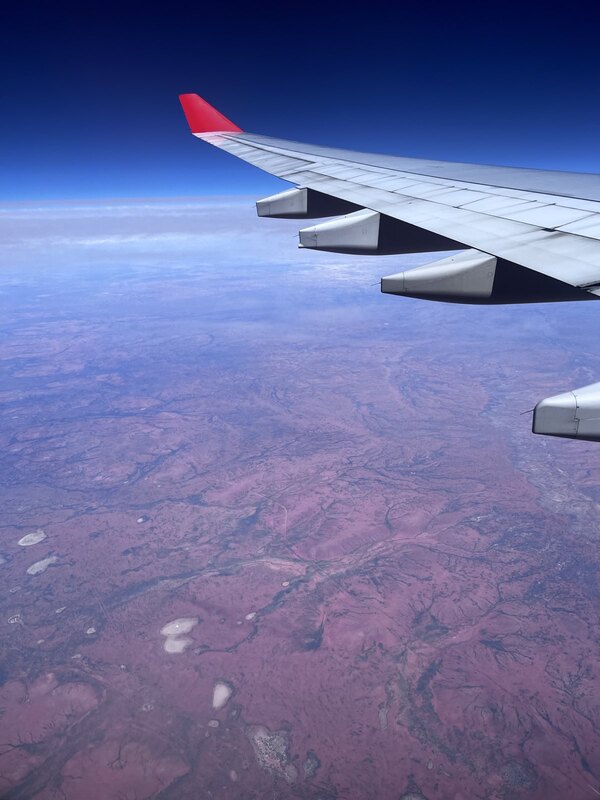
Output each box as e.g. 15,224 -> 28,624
178,92 -> 600,441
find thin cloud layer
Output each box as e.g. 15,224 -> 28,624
0,198 -> 430,279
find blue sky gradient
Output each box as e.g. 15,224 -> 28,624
5,1 -> 600,199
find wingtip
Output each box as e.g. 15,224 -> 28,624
178,93 -> 243,134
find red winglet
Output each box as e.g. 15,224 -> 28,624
178,93 -> 242,134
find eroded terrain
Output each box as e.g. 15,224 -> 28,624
1,201 -> 600,799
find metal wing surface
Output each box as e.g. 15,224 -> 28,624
180,94 -> 600,301
178,93 -> 600,441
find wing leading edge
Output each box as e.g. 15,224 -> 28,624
178,93 -> 600,440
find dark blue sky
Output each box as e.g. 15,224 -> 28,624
4,1 -> 600,199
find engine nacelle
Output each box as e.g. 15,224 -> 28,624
533,382 -> 600,442
381,249 -> 497,301
256,188 -> 360,219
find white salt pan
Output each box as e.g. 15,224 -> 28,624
212,681 -> 233,709
160,617 -> 198,654
27,556 -> 57,576
18,530 -> 46,547
163,636 -> 192,654
160,618 -> 198,637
